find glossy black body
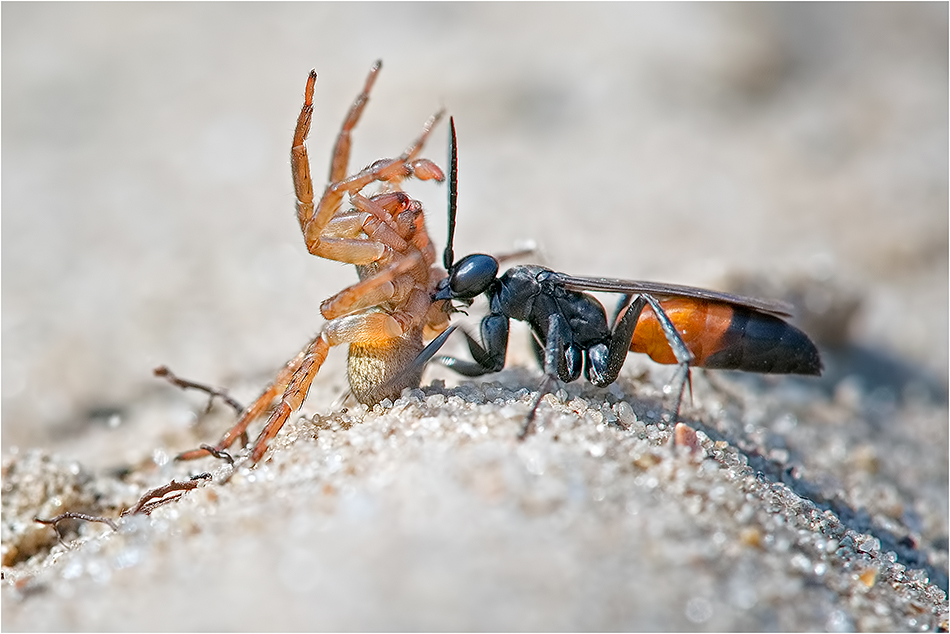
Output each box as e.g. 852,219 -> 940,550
418,118 -> 821,435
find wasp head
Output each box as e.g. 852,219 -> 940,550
435,253 -> 499,303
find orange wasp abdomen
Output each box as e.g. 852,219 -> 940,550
629,298 -> 821,375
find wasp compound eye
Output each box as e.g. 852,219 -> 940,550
448,254 -> 498,299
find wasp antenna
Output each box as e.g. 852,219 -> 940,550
443,117 -> 459,271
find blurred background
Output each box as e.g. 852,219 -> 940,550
3,3 -> 947,449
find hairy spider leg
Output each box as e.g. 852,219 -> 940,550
291,64 -> 444,263
176,342 -> 314,461
180,64 -> 447,464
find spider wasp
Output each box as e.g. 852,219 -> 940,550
417,119 -> 823,438
179,63 -> 821,464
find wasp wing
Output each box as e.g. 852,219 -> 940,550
550,272 -> 794,318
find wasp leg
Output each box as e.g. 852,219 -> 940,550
595,293 -> 696,421
608,292 -> 695,369
611,293 -> 633,326
370,325 -> 460,397
521,374 -> 559,440
588,295 -> 647,388
521,312 -> 583,439
639,295 -> 695,420
664,362 -> 694,419
529,330 -> 545,369
435,313 -> 510,376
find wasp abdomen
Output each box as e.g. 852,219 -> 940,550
630,299 -> 822,375
703,307 -> 821,374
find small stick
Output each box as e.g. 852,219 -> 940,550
153,365 -> 244,415
34,512 -> 118,532
34,473 -> 214,541
121,473 -> 213,517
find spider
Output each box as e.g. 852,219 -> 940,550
178,61 -> 450,464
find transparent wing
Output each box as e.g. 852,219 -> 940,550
550,272 -> 794,318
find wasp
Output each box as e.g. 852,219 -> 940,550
420,120 -> 823,438
179,62 -> 451,464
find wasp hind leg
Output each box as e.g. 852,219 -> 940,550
639,295 -> 696,423
597,294 -> 696,424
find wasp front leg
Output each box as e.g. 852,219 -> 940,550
434,313 -> 510,377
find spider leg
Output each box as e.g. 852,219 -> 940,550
308,193 -> 426,270
291,69 -> 318,253
329,60 -> 382,183
187,66 -> 448,465
323,275 -> 406,322
177,336 -> 318,461
347,193 -> 411,249
399,109 -> 445,168
305,157 -> 443,255
290,63 -> 444,263
423,298 -> 452,340
181,291 -> 437,465
248,334 -> 331,463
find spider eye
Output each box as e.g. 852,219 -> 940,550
448,254 -> 498,299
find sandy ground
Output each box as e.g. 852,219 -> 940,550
2,3 -> 947,631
